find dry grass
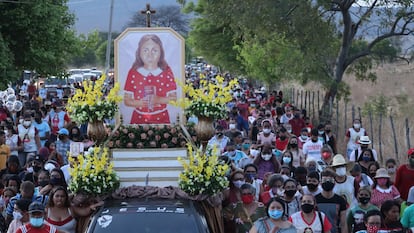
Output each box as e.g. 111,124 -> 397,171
283,61 -> 414,166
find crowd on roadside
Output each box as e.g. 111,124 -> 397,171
201,81 -> 414,233
0,80 -> 102,233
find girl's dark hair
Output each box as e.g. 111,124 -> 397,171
265,197 -> 286,217
6,175 -> 22,190
385,158 -> 397,166
380,200 -> 400,219
16,198 -> 32,212
47,186 -> 70,208
364,209 -> 382,223
357,149 -> 375,162
243,164 -> 258,173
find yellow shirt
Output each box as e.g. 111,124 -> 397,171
0,144 -> 10,170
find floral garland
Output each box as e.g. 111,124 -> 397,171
67,74 -> 122,124
107,124 -> 195,149
178,144 -> 229,196
173,74 -> 238,119
69,147 -> 120,195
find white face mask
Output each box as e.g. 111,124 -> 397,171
13,211 -> 23,220
287,129 -> 292,134
250,149 -> 260,157
19,119 -> 24,125
353,123 -> 361,129
263,128 -> 271,134
336,167 -> 347,176
300,135 -> 308,140
23,120 -> 32,127
229,124 -> 236,130
261,154 -> 272,161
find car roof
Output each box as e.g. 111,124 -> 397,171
103,198 -> 192,209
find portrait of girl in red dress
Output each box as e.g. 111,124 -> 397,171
124,34 -> 177,124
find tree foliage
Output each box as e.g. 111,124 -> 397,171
182,0 -> 414,122
0,0 -> 79,82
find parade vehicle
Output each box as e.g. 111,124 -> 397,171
85,198 -> 210,233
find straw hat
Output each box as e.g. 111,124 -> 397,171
330,154 -> 353,170
358,136 -> 372,145
374,168 -> 390,179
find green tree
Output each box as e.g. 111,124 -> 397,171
0,0 -> 79,82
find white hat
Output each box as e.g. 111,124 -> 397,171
374,168 -> 390,179
331,154 -> 353,170
407,186 -> 414,203
358,136 -> 371,145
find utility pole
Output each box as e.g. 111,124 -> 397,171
140,3 -> 156,27
105,0 -> 114,74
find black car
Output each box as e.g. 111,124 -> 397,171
85,198 -> 210,233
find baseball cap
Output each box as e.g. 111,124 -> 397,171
58,128 -> 69,135
28,201 -> 45,213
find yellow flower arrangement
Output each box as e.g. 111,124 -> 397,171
69,147 -> 120,195
178,144 -> 229,196
67,75 -> 122,124
173,74 -> 238,119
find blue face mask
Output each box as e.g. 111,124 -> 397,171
268,209 -> 283,220
282,157 -> 292,164
30,217 -> 44,228
242,143 -> 250,150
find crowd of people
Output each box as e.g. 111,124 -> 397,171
0,81 -> 102,233
203,85 -> 414,233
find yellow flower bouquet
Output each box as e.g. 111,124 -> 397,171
178,144 -> 229,196
67,75 -> 122,124
173,75 -> 238,119
69,147 -> 120,195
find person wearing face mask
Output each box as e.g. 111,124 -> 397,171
350,164 -> 374,188
394,148 -> 414,202
302,128 -> 323,162
224,142 -> 249,170
253,143 -> 280,180
40,168 -> 67,196
223,183 -> 266,233
55,128 -> 72,165
260,174 -> 285,205
275,127 -> 289,151
249,197 -> 296,233
49,101 -> 71,142
225,118 -> 241,142
384,158 -> 397,184
288,108 -> 306,137
207,125 -> 230,154
7,199 -> 31,233
354,210 -> 383,233
370,168 -> 402,208
285,136 -> 305,168
32,113 -> 50,147
16,201 -> 65,233
19,155 -> 44,184
347,187 -> 379,233
280,106 -> 294,125
289,194 -> 332,233
349,136 -> 378,163
17,114 -> 41,169
6,181 -> 47,225
5,124 -> 19,158
345,119 -> 367,159
298,128 -> 309,150
244,164 -> 263,201
223,171 -> 246,233
241,138 -> 252,157
319,145 -> 334,170
315,170 -> 348,233
302,171 -> 322,196
331,154 -> 358,208
256,120 -> 276,147
280,151 -> 294,172
281,179 -> 301,217
356,148 -> 376,175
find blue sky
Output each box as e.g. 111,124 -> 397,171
67,0 -> 181,34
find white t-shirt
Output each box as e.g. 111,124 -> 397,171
302,140 -> 324,161
302,185 -> 323,196
289,211 -> 331,233
349,147 -> 378,162
334,175 -> 357,207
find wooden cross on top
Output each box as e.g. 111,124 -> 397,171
140,3 -> 156,27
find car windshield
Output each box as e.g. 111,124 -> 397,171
91,211 -> 200,233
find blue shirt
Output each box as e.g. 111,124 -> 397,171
6,193 -> 47,216
33,121 -> 51,147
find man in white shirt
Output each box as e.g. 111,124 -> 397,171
303,129 -> 324,161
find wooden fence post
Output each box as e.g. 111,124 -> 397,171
312,92 -> 315,121
379,113 -> 383,164
390,113 -> 398,161
344,102 -> 348,137
336,98 -> 339,139
304,91 -> 307,112
308,91 -> 311,117
352,105 -> 355,123
300,90 -> 303,109
358,107 -> 362,126
317,90 -> 320,116
368,110 -> 374,149
406,118 -> 411,150
296,89 -> 299,107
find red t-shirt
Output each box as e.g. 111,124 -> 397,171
16,223 -> 57,233
275,138 -> 289,151
237,102 -> 249,121
394,164 -> 414,200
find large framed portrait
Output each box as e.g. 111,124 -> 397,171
115,27 -> 185,125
